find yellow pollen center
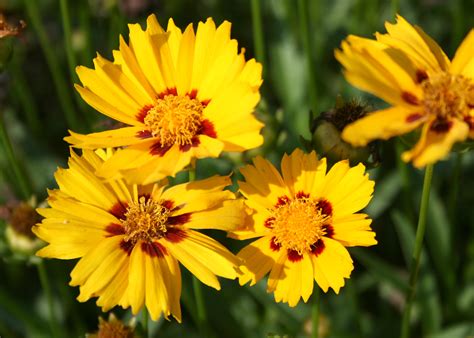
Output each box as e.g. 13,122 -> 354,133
272,198 -> 331,255
144,95 -> 204,147
122,197 -> 170,244
422,72 -> 474,119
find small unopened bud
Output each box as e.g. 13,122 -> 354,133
87,313 -> 137,338
2,198 -> 43,256
304,97 -> 380,166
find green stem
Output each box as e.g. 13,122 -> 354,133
390,0 -> 399,18
9,57 -> 41,136
79,1 -> 93,65
400,164 -> 435,338
311,287 -> 320,338
297,0 -> 318,117
0,113 -> 32,199
142,307 -> 149,338
23,0 -> 81,131
250,0 -> 265,66
396,140 -> 413,222
188,163 -> 210,337
448,152 -> 462,225
37,260 -> 59,338
59,0 -> 78,83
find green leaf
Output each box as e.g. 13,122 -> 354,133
351,248 -> 408,293
366,172 -> 401,219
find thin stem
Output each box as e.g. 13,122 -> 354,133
448,152 -> 463,225
396,140 -> 413,222
9,56 -> 41,136
391,0 -> 399,18
297,0 -> 318,117
23,0 -> 82,131
311,287 -> 320,338
59,0 -> 78,83
250,0 -> 265,66
142,308 -> 149,338
0,113 -> 32,199
192,276 -> 210,338
188,163 -> 210,337
400,164 -> 435,338
37,260 -> 59,338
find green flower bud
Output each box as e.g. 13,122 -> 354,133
304,97 -> 380,166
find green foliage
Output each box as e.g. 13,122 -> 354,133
1,0 -> 474,337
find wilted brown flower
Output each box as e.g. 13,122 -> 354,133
0,13 -> 25,39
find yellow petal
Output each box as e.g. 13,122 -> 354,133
162,175 -> 234,214
65,127 -> 148,149
119,145 -> 194,184
160,254 -> 182,322
33,220 -> 105,259
184,200 -> 246,231
342,106 -> 427,147
402,117 -> 469,167
175,23 -> 195,95
117,35 -> 156,99
144,251 -> 168,321
191,18 -> 217,90
70,236 -> 123,287
239,156 -> 289,207
335,37 -> 421,106
96,258 -> 129,311
128,242 -> 146,314
192,135 -> 224,159
76,65 -> 139,116
128,22 -> 167,94
281,149 -> 326,196
451,29 -> 474,76
322,162 -> 374,218
268,254 -> 314,307
377,15 -> 449,72
74,85 -> 139,126
77,238 -> 128,302
332,213 -> 377,247
163,230 -> 239,289
238,236 -> 279,286
310,238 -> 353,294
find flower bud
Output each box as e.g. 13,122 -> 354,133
305,97 -> 380,166
2,198 -> 43,257
86,313 -> 137,338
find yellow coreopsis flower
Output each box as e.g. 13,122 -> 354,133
336,15 -> 474,167
65,14 -> 263,184
33,149 -> 245,321
232,149 -> 376,306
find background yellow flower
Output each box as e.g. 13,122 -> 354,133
336,15 -> 474,167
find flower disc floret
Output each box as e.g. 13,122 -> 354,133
422,73 -> 474,120
144,95 -> 204,147
271,197 -> 330,255
121,197 -> 171,244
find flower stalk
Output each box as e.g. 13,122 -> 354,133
400,164 -> 434,338
312,287 -> 320,338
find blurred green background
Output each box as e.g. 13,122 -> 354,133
1,0 -> 474,337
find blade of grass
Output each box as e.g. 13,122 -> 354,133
23,0 -> 82,131
351,248 -> 409,293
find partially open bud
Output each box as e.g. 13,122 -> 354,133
303,97 -> 380,166
2,197 -> 43,256
86,313 -> 137,338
